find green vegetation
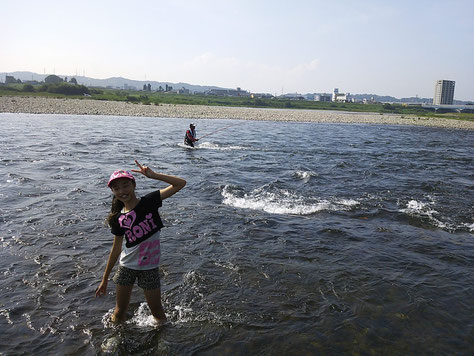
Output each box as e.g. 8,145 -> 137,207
44,74 -> 64,84
0,83 -> 472,122
0,82 -> 89,96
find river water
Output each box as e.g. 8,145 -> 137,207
0,113 -> 472,355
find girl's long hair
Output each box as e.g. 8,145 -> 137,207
107,195 -> 124,227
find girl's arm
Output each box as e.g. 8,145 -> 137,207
95,235 -> 123,297
132,160 -> 186,200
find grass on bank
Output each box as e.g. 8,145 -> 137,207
1,83 -> 473,122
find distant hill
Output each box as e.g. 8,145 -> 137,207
0,71 -> 227,93
2,71 -> 472,104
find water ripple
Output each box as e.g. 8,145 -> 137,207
0,113 -> 472,355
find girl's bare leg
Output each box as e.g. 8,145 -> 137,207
144,288 -> 167,324
113,284 -> 133,323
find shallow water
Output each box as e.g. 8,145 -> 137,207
0,113 -> 473,355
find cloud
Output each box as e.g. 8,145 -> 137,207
289,59 -> 320,76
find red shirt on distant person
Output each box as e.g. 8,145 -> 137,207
184,123 -> 199,147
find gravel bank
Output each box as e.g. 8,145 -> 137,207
1,96 -> 473,130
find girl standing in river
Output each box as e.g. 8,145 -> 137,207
95,160 -> 186,325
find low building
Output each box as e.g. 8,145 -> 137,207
123,83 -> 137,90
206,87 -> 250,97
279,93 -> 305,100
5,75 -> 17,84
177,87 -> 190,94
332,88 -> 350,102
252,93 -> 274,98
206,89 -> 229,96
228,87 -> 251,97
314,93 -> 332,102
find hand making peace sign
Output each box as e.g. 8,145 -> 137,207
131,159 -> 155,178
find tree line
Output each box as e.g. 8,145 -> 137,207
3,74 -> 90,95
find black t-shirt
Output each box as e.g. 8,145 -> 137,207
110,190 -> 164,248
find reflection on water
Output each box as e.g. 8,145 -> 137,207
0,113 -> 473,355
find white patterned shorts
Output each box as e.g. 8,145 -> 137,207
113,265 -> 161,290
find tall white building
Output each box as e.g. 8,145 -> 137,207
433,80 -> 455,105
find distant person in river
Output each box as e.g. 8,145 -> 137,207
184,123 -> 199,147
95,160 -> 186,326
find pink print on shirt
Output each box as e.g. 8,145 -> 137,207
138,239 -> 161,266
119,212 -> 158,243
118,211 -> 136,229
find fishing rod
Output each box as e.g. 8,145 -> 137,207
199,121 -> 245,139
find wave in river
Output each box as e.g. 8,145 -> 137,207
221,184 -> 359,215
294,169 -> 318,181
399,198 -> 473,232
178,141 -> 248,151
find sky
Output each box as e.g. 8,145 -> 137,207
1,0 -> 473,100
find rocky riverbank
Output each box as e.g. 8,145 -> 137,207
1,96 -> 473,130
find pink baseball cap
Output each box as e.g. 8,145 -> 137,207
107,170 -> 135,187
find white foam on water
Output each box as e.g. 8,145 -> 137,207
102,304 -> 161,329
221,185 -> 359,215
400,199 -> 438,219
177,142 -> 195,149
402,200 -> 432,214
396,197 -> 474,232
171,302 -> 246,326
127,302 -> 159,327
400,199 -> 452,230
197,141 -> 248,151
294,170 -> 316,180
101,334 -> 121,354
178,141 -> 246,150
173,304 -> 195,324
0,309 -> 13,325
214,260 -> 240,272
101,309 -> 115,329
465,222 -> 474,232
